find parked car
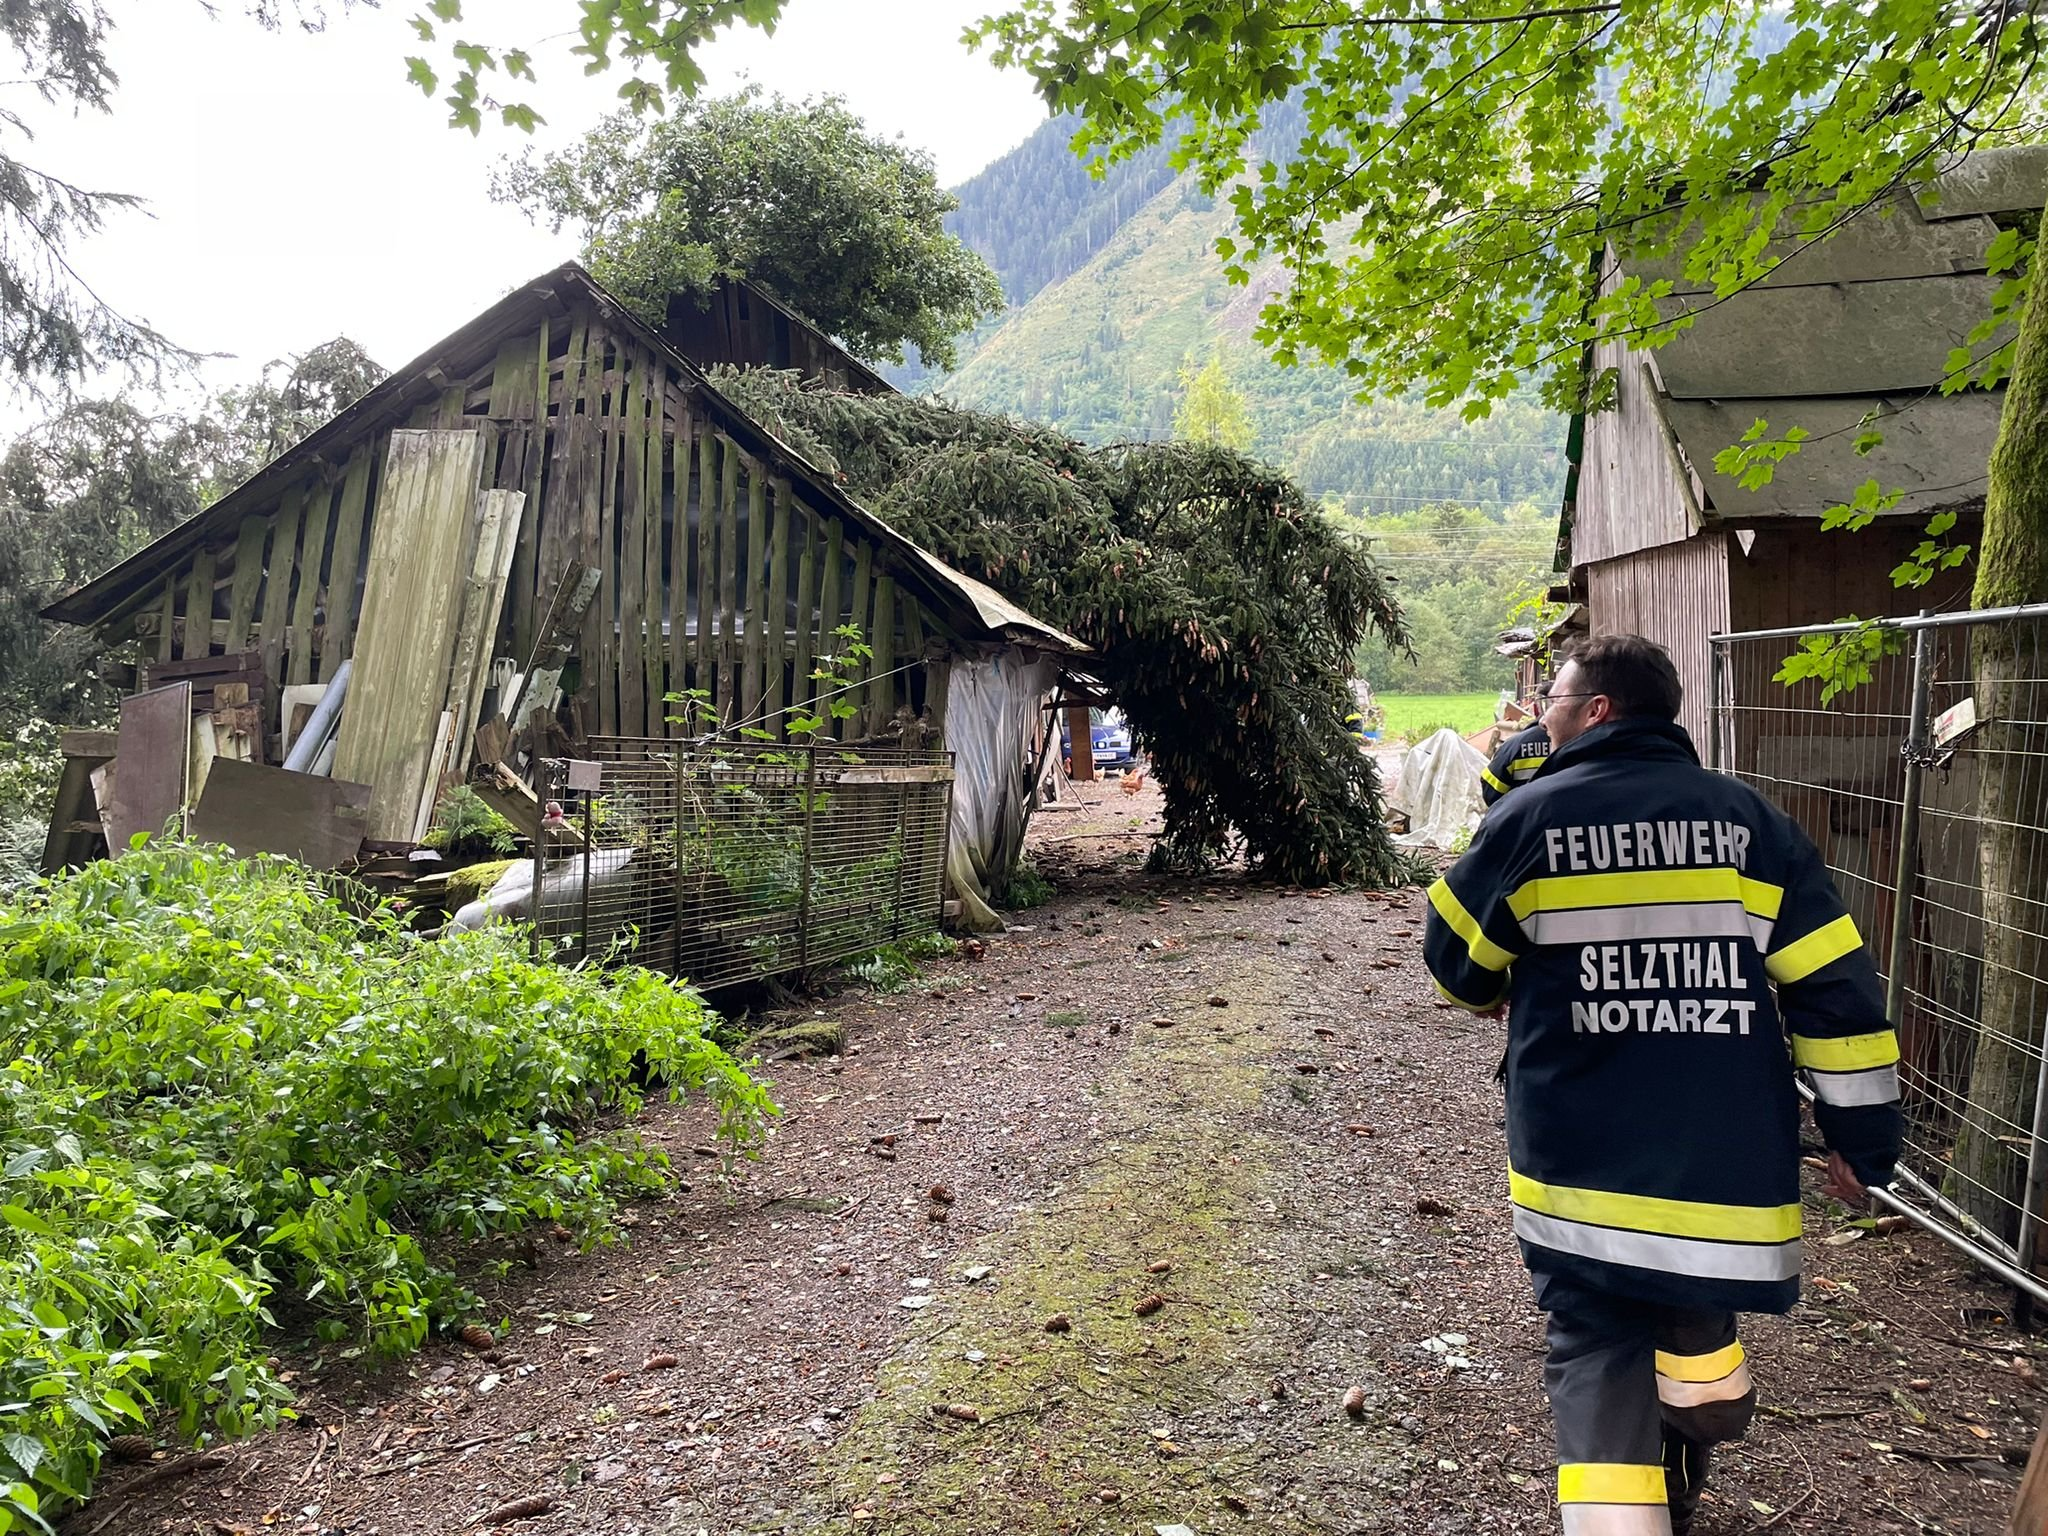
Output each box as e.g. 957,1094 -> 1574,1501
1060,707 -> 1137,771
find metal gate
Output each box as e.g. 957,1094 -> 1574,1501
533,738 -> 953,990
1708,604 -> 2048,1301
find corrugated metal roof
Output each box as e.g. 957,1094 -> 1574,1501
1563,147 -> 2045,536
1911,143 -> 2048,220
1663,392 -> 2000,520
1651,272 -> 2009,399
44,263 -> 1085,656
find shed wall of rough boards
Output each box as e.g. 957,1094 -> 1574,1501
98,296 -> 954,756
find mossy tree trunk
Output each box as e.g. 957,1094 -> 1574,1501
1952,204 -> 2048,1246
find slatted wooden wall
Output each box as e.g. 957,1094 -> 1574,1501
113,298 -> 941,750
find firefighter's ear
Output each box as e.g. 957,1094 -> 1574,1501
1585,693 -> 1615,727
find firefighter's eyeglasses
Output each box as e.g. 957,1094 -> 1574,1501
1536,692 -> 1597,715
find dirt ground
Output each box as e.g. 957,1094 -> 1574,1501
85,780 -> 2043,1536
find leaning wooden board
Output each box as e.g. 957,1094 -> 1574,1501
106,683 -> 192,851
189,758 -> 371,870
332,430 -> 489,841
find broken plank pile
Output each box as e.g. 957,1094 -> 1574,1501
41,428 -> 539,878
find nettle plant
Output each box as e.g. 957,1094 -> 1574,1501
0,845 -> 772,1530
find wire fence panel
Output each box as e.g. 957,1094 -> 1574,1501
1710,605 -> 2048,1288
536,739 -> 953,990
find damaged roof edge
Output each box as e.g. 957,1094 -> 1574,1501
42,263 -> 1087,657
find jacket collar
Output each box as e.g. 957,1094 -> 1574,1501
1536,717 -> 1700,780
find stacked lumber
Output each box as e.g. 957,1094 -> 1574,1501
45,429 -> 532,874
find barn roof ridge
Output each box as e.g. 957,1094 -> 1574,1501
43,262 -> 1082,655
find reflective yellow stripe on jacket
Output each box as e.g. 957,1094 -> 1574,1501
1509,1168 -> 1804,1285
1792,1027 -> 1902,1107
1506,868 -> 1784,949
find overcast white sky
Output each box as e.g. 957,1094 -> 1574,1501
22,0 -> 1047,424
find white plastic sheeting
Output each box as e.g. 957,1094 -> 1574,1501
449,847 -> 638,932
1387,727 -> 1488,849
943,649 -> 1058,931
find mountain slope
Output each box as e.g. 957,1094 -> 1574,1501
935,168 -> 1566,514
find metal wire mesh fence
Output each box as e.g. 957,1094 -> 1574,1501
534,739 -> 953,990
1708,604 -> 2048,1295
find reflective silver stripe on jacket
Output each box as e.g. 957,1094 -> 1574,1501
1518,904 -> 1774,950
1513,1207 -> 1803,1284
1807,1063 -> 1901,1107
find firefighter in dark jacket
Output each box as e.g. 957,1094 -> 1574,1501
1424,635 -> 1901,1536
1483,718 -> 1552,807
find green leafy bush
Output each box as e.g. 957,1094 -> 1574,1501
0,844 -> 772,1531
421,786 -> 520,858
1000,862 -> 1055,911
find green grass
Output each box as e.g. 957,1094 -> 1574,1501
1376,692 -> 1499,739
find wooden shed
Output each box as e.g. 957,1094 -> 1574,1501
1553,148 -> 2048,740
43,263 -> 1082,919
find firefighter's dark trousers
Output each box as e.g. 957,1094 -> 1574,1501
1536,1276 -> 1758,1535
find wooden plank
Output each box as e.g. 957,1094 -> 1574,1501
411,710 -> 457,844
868,572 -> 896,736
573,368 -> 605,731
258,487 -> 305,687
210,680 -> 262,764
764,476 -> 792,737
511,315 -> 551,657
814,517 -> 844,732
595,354 -> 622,737
286,479 -> 335,686
38,756 -> 100,874
107,683 -> 191,850
59,730 -> 119,760
668,411 -> 694,735
694,425 -> 718,706
319,447 -> 374,683
332,430 -> 489,842
532,338 -> 585,644
616,355 -> 647,737
225,515 -> 268,652
641,362 -> 664,734
1066,704 -> 1095,782
788,503 -> 817,737
189,758 -> 371,870
472,761 -> 583,849
153,578 -> 176,665
146,648 -> 263,686
844,539 -> 873,739
2008,1418 -> 2048,1535
180,547 -> 217,661
444,489 -> 526,775
716,435 -> 740,714
741,461 -> 767,729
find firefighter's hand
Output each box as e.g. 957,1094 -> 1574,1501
1819,1151 -> 1870,1206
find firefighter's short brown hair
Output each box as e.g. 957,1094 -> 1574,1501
1563,634 -> 1683,722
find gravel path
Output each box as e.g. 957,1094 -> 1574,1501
89,783 -> 2041,1536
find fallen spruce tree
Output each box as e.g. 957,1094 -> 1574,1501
716,369 -> 1415,886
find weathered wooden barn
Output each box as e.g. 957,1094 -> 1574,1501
43,264 -> 1081,923
1554,147 -> 2048,740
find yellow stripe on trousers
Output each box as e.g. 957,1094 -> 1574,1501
1558,1462 -> 1668,1504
